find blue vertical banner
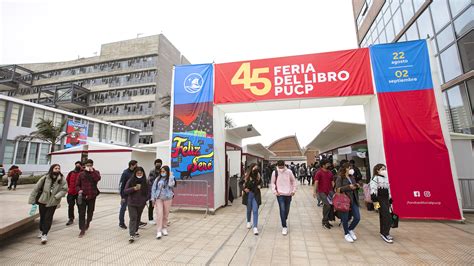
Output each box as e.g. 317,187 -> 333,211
171,64 -> 214,182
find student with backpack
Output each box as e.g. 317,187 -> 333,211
28,164 -> 68,244
124,166 -> 149,243
370,163 -> 394,244
239,163 -> 263,235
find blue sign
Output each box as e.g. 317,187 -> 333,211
170,133 -> 214,179
370,40 -> 433,93
173,64 -> 214,105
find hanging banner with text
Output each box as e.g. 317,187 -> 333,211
65,120 -> 88,149
370,40 -> 461,220
214,48 -> 374,104
171,64 -> 214,209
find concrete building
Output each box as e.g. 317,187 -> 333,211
353,0 -> 473,209
0,95 -> 140,173
0,34 -> 189,144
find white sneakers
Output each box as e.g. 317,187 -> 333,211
344,234 -> 354,243
149,220 -> 156,225
282,227 -> 288,235
156,232 -> 162,239
37,231 -> 43,238
162,228 -> 168,236
40,235 -> 47,244
253,227 -> 259,235
349,230 -> 357,241
381,234 -> 394,243
246,222 -> 252,229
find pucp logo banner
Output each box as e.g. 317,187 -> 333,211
214,48 -> 374,104
171,64 -> 214,181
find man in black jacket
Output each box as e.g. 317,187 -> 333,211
118,160 -> 137,229
147,158 -> 162,224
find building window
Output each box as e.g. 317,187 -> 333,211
440,44 -> 463,82
430,0 -> 451,33
21,106 -> 34,128
448,0 -> 471,17
10,104 -> 21,126
405,23 -> 419,41
44,110 -> 54,122
28,143 -> 40,164
436,25 -> 455,51
453,6 -> 473,37
458,30 -> 474,73
445,83 -> 473,134
4,140 -> 15,164
392,7 -> 404,37
401,0 -> 415,25
54,114 -> 63,127
93,122 -> 100,138
34,108 -> 45,126
88,122 -> 94,137
467,78 -> 474,114
39,144 -> 51,164
0,100 -> 6,125
417,9 -> 434,39
15,141 -> 28,164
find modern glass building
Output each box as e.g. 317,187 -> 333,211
353,0 -> 473,210
354,0 -> 472,135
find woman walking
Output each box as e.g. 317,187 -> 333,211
370,164 -> 394,243
335,163 -> 361,243
8,165 -> 22,190
124,166 -> 149,243
28,164 -> 67,244
239,163 -> 263,235
151,165 -> 175,239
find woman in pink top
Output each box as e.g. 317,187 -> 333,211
271,160 -> 297,235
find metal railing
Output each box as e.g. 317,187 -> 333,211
172,180 -> 210,215
97,174 -> 121,193
459,178 -> 474,211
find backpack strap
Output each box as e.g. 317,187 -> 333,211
274,169 -> 279,194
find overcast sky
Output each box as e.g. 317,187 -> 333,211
1,0 -> 365,147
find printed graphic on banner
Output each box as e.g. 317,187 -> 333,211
371,40 -> 461,220
171,64 -> 214,208
65,120 -> 88,148
370,40 -> 433,93
215,48 -> 374,104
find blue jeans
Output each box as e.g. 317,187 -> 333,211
119,198 -> 127,225
340,201 -> 360,235
277,195 -> 292,228
246,192 -> 259,227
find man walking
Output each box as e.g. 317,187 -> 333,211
147,159 -> 162,224
313,159 -> 335,229
76,159 -> 101,237
119,160 -> 137,229
271,160 -> 297,235
66,161 -> 83,226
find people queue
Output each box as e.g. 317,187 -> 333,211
27,158 -> 174,244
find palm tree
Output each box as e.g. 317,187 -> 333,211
15,119 -> 68,153
225,116 -> 235,128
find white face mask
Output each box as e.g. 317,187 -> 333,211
379,170 -> 387,176
348,169 -> 355,175
136,175 -> 143,179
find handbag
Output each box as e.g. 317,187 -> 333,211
363,184 -> 372,203
35,177 -> 47,204
333,193 -> 351,212
390,207 -> 399,228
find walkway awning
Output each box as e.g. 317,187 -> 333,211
306,121 -> 366,153
245,143 -> 276,159
226,124 -> 261,139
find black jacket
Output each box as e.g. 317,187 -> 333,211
239,176 -> 263,206
119,168 -> 134,198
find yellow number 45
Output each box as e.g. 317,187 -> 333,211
231,62 -> 272,96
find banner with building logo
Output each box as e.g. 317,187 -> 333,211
171,64 -> 214,209
65,120 -> 88,149
370,40 -> 461,220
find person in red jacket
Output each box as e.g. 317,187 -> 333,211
76,159 -> 101,238
66,161 -> 83,226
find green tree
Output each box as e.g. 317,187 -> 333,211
225,116 -> 235,128
15,119 -> 68,153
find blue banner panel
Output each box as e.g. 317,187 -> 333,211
173,64 -> 214,105
370,40 -> 433,93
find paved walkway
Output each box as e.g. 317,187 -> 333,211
0,184 -> 473,265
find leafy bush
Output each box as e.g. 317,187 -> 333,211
1,175 -> 44,186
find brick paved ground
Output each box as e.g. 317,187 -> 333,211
0,184 -> 473,265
